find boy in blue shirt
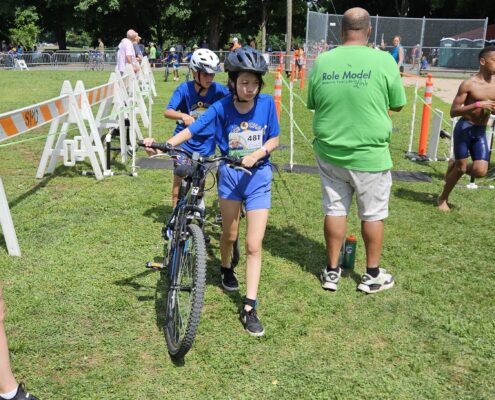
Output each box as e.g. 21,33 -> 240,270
163,47 -> 180,81
147,48 -> 280,337
148,49 -> 229,208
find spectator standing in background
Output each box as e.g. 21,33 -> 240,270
116,29 -> 139,74
149,42 -> 157,68
230,37 -> 242,52
133,35 -> 143,62
384,35 -> 404,73
176,42 -> 183,60
200,38 -> 208,49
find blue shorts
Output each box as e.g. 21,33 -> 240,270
217,162 -> 272,211
453,119 -> 490,161
172,152 -> 193,171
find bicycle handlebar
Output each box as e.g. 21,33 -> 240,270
137,140 -> 263,175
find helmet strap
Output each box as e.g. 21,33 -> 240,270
194,71 -> 206,96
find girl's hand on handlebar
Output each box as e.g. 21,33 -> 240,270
241,154 -> 258,168
143,137 -> 159,155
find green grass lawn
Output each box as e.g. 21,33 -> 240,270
0,70 -> 494,399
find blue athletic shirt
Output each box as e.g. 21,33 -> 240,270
167,81 -> 230,155
390,45 -> 403,66
164,53 -> 180,65
188,93 -> 280,164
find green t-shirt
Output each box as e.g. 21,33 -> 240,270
149,46 -> 156,59
307,46 -> 406,171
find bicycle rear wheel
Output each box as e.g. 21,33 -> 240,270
165,223 -> 207,359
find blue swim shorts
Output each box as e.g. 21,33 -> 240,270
453,118 -> 490,161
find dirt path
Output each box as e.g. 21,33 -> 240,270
403,76 -> 463,104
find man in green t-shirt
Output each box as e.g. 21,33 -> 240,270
149,42 -> 157,68
307,7 -> 406,294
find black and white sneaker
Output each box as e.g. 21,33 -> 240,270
357,268 -> 395,294
320,266 -> 341,291
240,308 -> 265,337
0,384 -> 39,400
221,266 -> 239,291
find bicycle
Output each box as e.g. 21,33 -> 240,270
163,62 -> 171,81
84,51 -> 104,71
137,140 -> 254,359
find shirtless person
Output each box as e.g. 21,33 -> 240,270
438,46 -> 495,211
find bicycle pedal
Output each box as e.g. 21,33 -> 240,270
145,262 -> 165,270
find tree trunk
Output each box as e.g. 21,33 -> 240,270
209,12 -> 221,50
261,0 -> 269,52
56,25 -> 67,50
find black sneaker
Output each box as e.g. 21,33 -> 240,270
0,384 -> 39,400
240,308 -> 265,337
221,266 -> 239,291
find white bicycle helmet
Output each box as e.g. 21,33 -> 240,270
170,47 -> 176,52
190,49 -> 221,73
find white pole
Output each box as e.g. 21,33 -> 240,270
0,178 -> 21,257
148,81 -> 152,138
289,79 -> 294,171
131,78 -> 137,176
408,81 -> 419,154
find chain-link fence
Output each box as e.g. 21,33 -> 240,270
306,11 -> 490,75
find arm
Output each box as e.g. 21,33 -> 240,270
398,47 -> 404,67
451,81 -> 495,117
164,109 -> 195,126
142,128 -> 193,155
167,128 -> 193,147
241,136 -> 280,168
450,81 -> 476,118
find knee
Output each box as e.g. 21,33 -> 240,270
471,166 -> 487,178
221,229 -> 238,244
245,240 -> 262,257
455,164 -> 467,175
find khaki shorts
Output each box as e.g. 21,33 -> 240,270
316,156 -> 392,221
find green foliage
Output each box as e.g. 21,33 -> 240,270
8,6 -> 40,48
66,28 -> 92,48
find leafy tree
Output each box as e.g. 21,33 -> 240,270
8,6 -> 40,49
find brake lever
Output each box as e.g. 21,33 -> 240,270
230,165 -> 253,176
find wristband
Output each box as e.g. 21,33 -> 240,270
261,146 -> 269,157
475,101 -> 482,108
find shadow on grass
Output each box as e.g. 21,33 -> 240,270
113,270 -> 157,301
8,165 -> 75,209
263,224 -> 362,284
394,187 -> 440,207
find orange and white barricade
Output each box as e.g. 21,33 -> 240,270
0,177 -> 21,256
418,74 -> 433,156
274,71 -> 282,122
36,81 -> 105,180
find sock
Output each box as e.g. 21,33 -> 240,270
0,385 -> 19,400
366,267 -> 380,278
326,265 -> 340,273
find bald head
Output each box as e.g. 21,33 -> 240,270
342,7 -> 370,32
127,29 -> 138,40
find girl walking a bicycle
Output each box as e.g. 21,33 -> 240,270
145,47 -> 279,336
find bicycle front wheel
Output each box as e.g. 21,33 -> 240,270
165,223 -> 207,359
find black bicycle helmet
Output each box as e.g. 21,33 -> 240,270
224,47 -> 268,75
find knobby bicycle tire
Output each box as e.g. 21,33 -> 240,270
165,223 -> 207,359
